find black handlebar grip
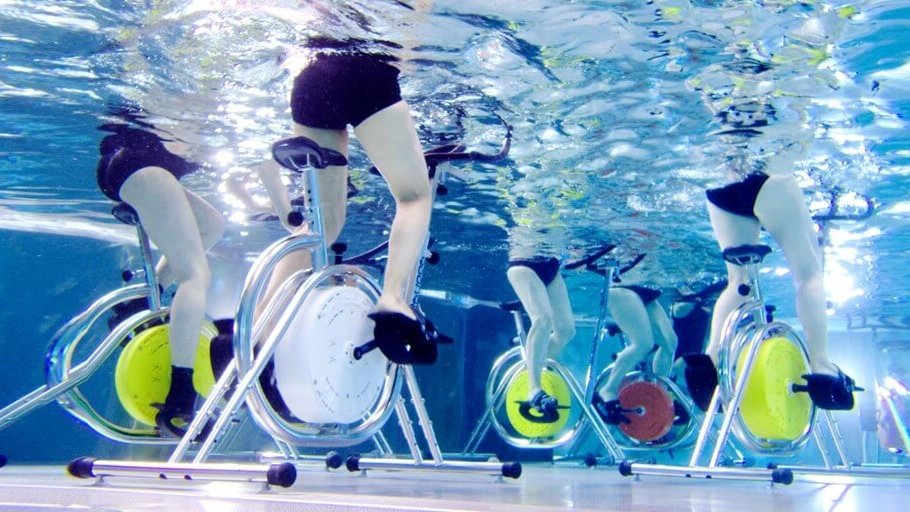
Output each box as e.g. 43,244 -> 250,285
287,211 -> 304,227
331,242 -> 348,255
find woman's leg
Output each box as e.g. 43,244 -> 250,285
753,174 -> 833,375
507,265 -> 556,400
255,126 -> 349,319
600,287 -> 655,400
120,167 -> 211,369
647,301 -> 679,377
545,273 -> 576,358
353,101 -> 431,318
705,200 -> 761,363
156,188 -> 224,288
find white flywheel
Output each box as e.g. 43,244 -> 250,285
272,284 -> 386,424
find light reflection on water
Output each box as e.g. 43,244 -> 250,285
0,0 -> 906,320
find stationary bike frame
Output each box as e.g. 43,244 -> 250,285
71,132 -> 521,485
0,204 -> 184,444
465,247 -> 697,462
620,244 -> 852,484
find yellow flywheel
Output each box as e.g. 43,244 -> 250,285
114,322 -> 218,426
504,368 -> 571,439
736,336 -> 813,440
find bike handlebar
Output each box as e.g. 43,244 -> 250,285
563,244 -> 617,271
563,245 -> 645,278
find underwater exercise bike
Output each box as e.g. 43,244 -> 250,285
69,128 -> 523,486
773,188 -> 910,478
619,244 -> 859,484
0,199 -> 228,448
462,247 -> 699,464
588,255 -> 700,453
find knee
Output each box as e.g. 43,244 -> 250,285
619,340 -> 652,362
554,321 -> 576,345
175,259 -> 211,289
394,177 -> 431,206
791,261 -> 823,290
530,313 -> 554,336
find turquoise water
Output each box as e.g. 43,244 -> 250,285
0,0 -> 908,466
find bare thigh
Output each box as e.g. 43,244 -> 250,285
753,175 -> 821,279
507,266 -> 553,322
353,101 -> 429,202
119,167 -> 207,280
706,199 -> 762,282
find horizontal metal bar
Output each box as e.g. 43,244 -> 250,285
778,464 -> 910,478
346,455 -> 521,479
618,461 -> 793,484
67,457 -> 296,488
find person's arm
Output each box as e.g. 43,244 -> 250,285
253,160 -> 297,232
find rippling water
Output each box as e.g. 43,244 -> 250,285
1,0 -> 908,324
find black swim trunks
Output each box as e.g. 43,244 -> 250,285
509,256 -> 562,286
705,172 -> 770,219
96,127 -> 200,202
291,53 -> 402,130
613,285 -> 662,305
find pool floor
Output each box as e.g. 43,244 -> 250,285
1,462 -> 908,511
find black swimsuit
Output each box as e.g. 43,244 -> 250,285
508,256 -> 562,286
705,172 -> 770,219
291,47 -> 403,130
96,127 -> 199,202
613,284 -> 662,305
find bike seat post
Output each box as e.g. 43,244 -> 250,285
737,255 -> 771,329
584,265 -> 617,398
723,244 -> 773,328
276,160 -> 331,272
302,168 -> 329,270
135,221 -> 163,311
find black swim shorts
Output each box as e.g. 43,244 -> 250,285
613,284 -> 662,305
509,256 -> 562,286
705,172 -> 770,219
96,127 -> 199,202
291,53 -> 403,130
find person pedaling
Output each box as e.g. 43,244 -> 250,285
504,246 -> 616,420
579,252 -> 689,427
679,169 -> 864,413
96,118 -> 225,439
272,132 -> 510,367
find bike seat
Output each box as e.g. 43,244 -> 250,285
722,244 -> 772,266
111,203 -> 140,226
272,136 -> 348,172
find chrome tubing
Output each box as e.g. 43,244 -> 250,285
237,264 -> 401,447
0,295 -> 171,443
618,461 -> 793,485
67,457 -> 296,488
231,232 -> 400,446
345,456 -> 522,480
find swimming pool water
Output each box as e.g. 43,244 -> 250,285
0,0 -> 908,466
